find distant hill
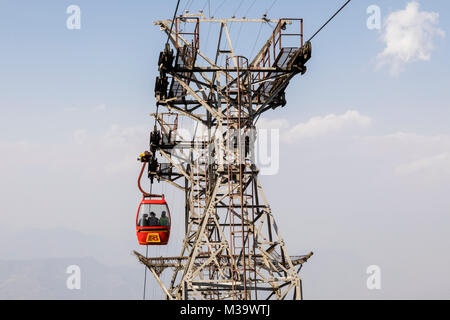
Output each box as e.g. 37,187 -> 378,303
0,257 -> 145,299
0,228 -> 178,299
0,227 -> 140,266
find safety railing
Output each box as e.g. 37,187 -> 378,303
174,16 -> 200,51
256,18 -> 303,73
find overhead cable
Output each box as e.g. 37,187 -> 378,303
307,0 -> 352,43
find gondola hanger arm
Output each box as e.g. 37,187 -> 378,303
137,159 -> 164,198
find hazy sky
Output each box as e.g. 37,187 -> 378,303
0,0 -> 449,299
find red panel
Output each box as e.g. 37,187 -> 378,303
136,227 -> 170,245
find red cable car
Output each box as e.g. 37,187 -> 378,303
136,160 -> 171,245
136,195 -> 171,245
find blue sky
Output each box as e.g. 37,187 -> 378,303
1,0 -> 450,299
1,0 -> 449,141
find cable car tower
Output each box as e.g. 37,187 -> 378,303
135,10 -> 315,300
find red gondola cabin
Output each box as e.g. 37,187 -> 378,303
136,196 -> 171,245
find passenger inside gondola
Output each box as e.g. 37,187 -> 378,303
160,211 -> 169,226
138,213 -> 149,227
148,212 -> 160,226
137,201 -> 171,228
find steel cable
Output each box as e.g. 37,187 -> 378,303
307,0 -> 352,43
167,0 -> 182,46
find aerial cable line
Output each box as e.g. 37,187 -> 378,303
143,244 -> 149,299
250,22 -> 264,59
212,0 -> 227,17
234,22 -> 245,50
187,0 -> 195,13
229,0 -> 245,32
243,0 -> 257,18
182,0 -> 194,15
142,180 -> 154,300
167,0 -> 182,46
143,96 -> 160,300
201,0 -> 209,14
264,0 -> 279,15
306,0 -> 352,43
233,0 -> 246,16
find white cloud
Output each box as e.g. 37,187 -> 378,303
377,1 -> 445,75
0,123 -> 149,233
395,152 -> 450,176
258,118 -> 450,179
1,124 -> 148,179
361,132 -> 450,154
358,132 -> 450,179
72,124 -> 148,175
287,110 -> 371,141
258,110 -> 371,143
92,104 -> 107,112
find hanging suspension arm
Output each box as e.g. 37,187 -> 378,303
137,152 -> 163,198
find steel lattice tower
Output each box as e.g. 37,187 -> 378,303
135,12 -> 313,300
